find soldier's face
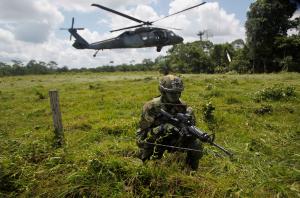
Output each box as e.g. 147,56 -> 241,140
165,91 -> 181,103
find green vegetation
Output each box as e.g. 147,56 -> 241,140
0,72 -> 299,197
246,0 -> 299,73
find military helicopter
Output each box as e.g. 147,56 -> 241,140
61,2 -> 207,57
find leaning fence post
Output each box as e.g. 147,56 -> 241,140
49,90 -> 64,147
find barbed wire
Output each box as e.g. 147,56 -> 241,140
107,135 -> 225,158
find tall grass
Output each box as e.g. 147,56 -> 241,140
0,72 -> 299,197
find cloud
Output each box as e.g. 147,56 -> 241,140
288,10 -> 300,35
0,0 -> 63,24
14,22 -> 53,43
157,0 -> 245,43
53,0 -> 157,12
0,0 -> 63,43
0,28 -> 15,44
292,9 -> 300,19
107,4 -> 160,32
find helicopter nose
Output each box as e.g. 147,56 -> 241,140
176,36 -> 183,43
178,36 -> 183,43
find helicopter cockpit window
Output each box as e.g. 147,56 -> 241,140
170,33 -> 175,36
120,31 -> 133,37
120,32 -> 127,37
142,36 -> 148,40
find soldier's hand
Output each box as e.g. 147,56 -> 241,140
179,127 -> 191,137
137,140 -> 154,149
163,123 -> 176,131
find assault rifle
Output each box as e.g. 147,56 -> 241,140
159,109 -> 233,157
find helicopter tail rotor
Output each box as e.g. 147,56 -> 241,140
60,17 -> 85,40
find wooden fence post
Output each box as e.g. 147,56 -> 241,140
49,90 -> 64,147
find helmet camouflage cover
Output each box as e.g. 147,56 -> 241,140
159,75 -> 184,93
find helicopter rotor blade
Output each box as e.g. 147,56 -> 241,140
60,28 -> 85,30
71,17 -> 74,29
154,26 -> 182,31
91,4 -> 147,24
169,27 -> 182,31
110,24 -> 144,32
152,2 -> 207,23
70,17 -> 75,40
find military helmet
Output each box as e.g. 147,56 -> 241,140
159,75 -> 184,93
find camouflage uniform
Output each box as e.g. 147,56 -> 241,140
136,75 -> 203,170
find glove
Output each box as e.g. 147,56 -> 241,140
179,127 -> 191,137
152,123 -> 178,135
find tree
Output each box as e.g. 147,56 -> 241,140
141,58 -> 154,70
154,55 -> 170,75
229,47 -> 251,73
210,43 -> 234,73
11,60 -> 26,75
47,61 -> 58,70
26,60 -> 50,74
166,44 -> 189,73
231,39 -> 245,50
167,41 -> 213,73
245,0 -> 298,72
275,35 -> 300,72
0,62 -> 12,76
290,16 -> 300,35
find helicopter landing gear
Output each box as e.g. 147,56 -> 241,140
157,46 -> 162,52
93,49 -> 100,57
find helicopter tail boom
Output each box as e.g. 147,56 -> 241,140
69,29 -> 89,49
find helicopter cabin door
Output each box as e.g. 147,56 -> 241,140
154,30 -> 168,44
139,32 -> 154,47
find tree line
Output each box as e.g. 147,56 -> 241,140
0,0 -> 299,76
0,60 -> 68,76
0,40 -> 245,77
0,59 -> 159,76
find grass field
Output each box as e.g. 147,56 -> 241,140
0,72 -> 299,197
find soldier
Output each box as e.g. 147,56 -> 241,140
136,75 -> 203,170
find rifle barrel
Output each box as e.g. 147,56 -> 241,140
190,126 -> 233,157
210,142 -> 233,156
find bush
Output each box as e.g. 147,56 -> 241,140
253,85 -> 296,102
202,101 -> 215,122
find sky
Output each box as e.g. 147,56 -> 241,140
0,0 -> 296,68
